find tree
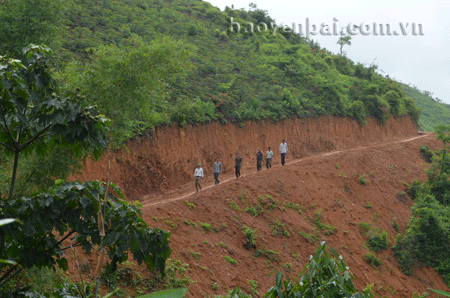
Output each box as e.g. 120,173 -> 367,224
60,35 -> 194,146
337,36 -> 352,56
0,0 -> 62,59
0,45 -> 107,199
435,125 -> 450,176
0,46 -> 172,295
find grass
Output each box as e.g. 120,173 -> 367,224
314,209 -> 337,235
228,199 -> 241,211
248,280 -> 258,296
359,174 -> 367,185
223,255 -> 237,265
191,251 -> 201,260
242,225 -> 257,249
364,200 -> 372,208
269,218 -> 290,237
283,201 -> 303,214
254,249 -> 281,262
299,230 -> 318,243
359,220 -> 390,251
200,222 -> 211,231
365,252 -> 383,267
184,220 -> 198,229
184,200 -> 196,210
212,282 -> 218,290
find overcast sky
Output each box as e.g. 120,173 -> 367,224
206,0 -> 450,104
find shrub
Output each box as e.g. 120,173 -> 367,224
365,252 -> 383,267
241,226 -> 257,249
264,242 -> 373,297
420,145 -> 434,163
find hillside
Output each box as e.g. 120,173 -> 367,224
0,0 -> 421,146
66,117 -> 450,297
401,83 -> 450,132
71,116 -> 418,200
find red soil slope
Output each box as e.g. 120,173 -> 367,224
67,116 -> 450,297
71,116 -> 417,201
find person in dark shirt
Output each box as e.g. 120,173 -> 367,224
235,153 -> 242,178
256,148 -> 263,172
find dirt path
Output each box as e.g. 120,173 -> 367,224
141,132 -> 433,208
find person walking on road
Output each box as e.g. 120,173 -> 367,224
194,163 -> 204,192
279,139 -> 288,166
235,153 -> 242,178
256,148 -> 263,172
213,157 -> 222,185
266,146 -> 273,169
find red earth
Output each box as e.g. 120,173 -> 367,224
66,116 -> 450,297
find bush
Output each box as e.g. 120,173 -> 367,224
365,252 -> 383,267
241,226 -> 257,249
264,242 -> 373,297
420,145 -> 434,163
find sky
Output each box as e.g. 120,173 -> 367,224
206,0 -> 450,104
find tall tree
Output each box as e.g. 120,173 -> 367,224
60,35 -> 194,146
337,36 -> 352,56
0,0 -> 62,59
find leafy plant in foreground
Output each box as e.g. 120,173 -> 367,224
264,241 -> 373,298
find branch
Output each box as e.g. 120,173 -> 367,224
55,241 -> 87,252
0,141 -> 14,152
0,267 -> 22,287
19,126 -> 52,151
0,119 -> 18,150
0,264 -> 18,285
54,230 -> 76,248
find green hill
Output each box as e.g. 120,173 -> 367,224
0,0 -> 421,144
401,83 -> 450,131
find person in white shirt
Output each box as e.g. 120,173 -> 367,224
279,139 -> 288,166
194,163 -> 204,192
266,147 -> 273,169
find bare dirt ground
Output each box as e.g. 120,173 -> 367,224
67,117 -> 450,297
138,132 -> 449,298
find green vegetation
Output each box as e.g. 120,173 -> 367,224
393,126 -> 450,283
228,199 -> 241,211
200,222 -> 212,231
365,252 -> 383,268
269,218 -> 290,237
190,251 -> 201,260
264,242 -> 373,297
184,220 -> 198,229
184,200 -> 196,210
248,279 -> 258,296
314,209 -> 337,235
1,0 -> 422,150
393,125 -> 450,284
359,220 -> 389,251
401,83 -> 450,131
241,226 -> 257,249
223,256 -> 237,265
0,47 -> 172,297
359,174 -> 368,185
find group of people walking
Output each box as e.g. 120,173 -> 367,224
194,139 -> 288,192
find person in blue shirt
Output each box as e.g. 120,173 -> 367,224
256,148 -> 263,172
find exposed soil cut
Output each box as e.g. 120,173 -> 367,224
66,116 -> 450,297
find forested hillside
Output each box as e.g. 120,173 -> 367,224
401,83 -> 450,132
0,0 -> 420,145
